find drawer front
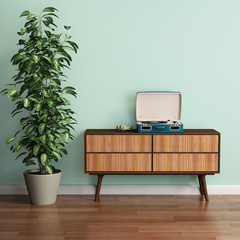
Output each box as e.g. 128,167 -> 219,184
86,135 -> 152,152
153,135 -> 219,152
86,154 -> 152,172
153,154 -> 218,172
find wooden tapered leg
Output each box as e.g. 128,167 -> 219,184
95,174 -> 104,201
198,175 -> 204,196
199,175 -> 209,202
201,175 -> 209,202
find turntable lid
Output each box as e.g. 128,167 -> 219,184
136,91 -> 182,122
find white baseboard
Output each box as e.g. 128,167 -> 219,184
0,184 -> 240,195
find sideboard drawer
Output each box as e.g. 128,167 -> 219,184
86,154 -> 152,172
153,154 -> 218,172
86,135 -> 152,152
153,135 -> 219,152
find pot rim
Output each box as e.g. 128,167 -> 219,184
24,169 -> 61,176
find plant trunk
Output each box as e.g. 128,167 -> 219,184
38,158 -> 47,174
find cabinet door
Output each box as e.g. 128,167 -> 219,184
86,135 -> 152,152
153,135 -> 218,152
153,154 -> 218,172
86,154 -> 152,172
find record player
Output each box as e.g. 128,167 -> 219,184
136,91 -> 183,133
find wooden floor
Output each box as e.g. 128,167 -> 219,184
0,195 -> 240,240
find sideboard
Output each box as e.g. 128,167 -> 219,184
84,129 -> 220,201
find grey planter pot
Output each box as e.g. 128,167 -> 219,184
24,169 -> 61,205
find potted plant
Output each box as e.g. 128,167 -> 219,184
1,7 -> 78,205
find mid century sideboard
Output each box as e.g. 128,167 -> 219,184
84,129 -> 220,201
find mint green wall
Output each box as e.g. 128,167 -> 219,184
0,0 -> 239,185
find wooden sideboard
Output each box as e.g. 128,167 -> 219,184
84,129 -> 220,201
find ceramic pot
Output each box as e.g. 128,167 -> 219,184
24,169 -> 61,205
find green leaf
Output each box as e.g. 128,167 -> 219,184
12,111 -> 23,117
52,78 -> 61,85
59,50 -> 72,61
42,56 -> 51,64
45,165 -> 53,174
27,14 -> 37,20
59,112 -> 66,119
21,56 -> 30,63
46,131 -> 54,141
24,19 -> 35,28
28,97 -> 41,103
61,119 -> 70,124
39,135 -> 46,144
12,55 -> 23,65
59,57 -> 70,66
65,34 -> 71,40
48,141 -> 57,150
23,98 -> 30,108
36,40 -> 42,49
43,13 -> 59,18
49,81 -> 59,87
0,89 -> 8,94
25,125 -> 35,135
34,103 -> 41,111
13,145 -> 22,152
7,89 -> 17,98
65,132 -> 70,142
25,159 -> 36,166
12,106 -> 22,115
53,59 -> 59,68
14,130 -> 21,138
42,7 -> 58,13
32,55 -> 39,63
38,113 -> 48,122
15,152 -> 27,160
45,30 -> 51,38
64,26 -> 71,30
17,31 -> 25,36
67,40 -> 79,50
40,153 -> 47,166
62,46 -> 75,51
52,151 -> 61,160
33,144 -> 41,156
19,85 -> 28,95
54,133 -> 64,142
63,86 -> 75,91
20,118 -> 28,126
44,16 -> 53,23
6,137 -> 15,145
38,123 -> 46,134
62,98 -> 70,105
47,101 -> 54,108
20,10 -> 30,17
42,89 -> 49,97
65,90 -> 77,97
60,148 -> 67,154
8,83 -> 17,88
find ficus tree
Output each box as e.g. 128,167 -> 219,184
1,7 -> 79,174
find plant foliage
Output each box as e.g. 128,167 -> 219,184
1,7 -> 78,174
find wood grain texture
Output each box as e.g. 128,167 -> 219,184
0,195 -> 239,240
153,135 -> 219,152
86,135 -> 152,152
153,154 -> 218,172
86,154 -> 152,172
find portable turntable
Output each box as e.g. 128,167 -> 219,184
136,91 -> 183,133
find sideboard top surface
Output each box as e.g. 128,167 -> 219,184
85,129 -> 220,135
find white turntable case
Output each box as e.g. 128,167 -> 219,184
136,91 -> 182,122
